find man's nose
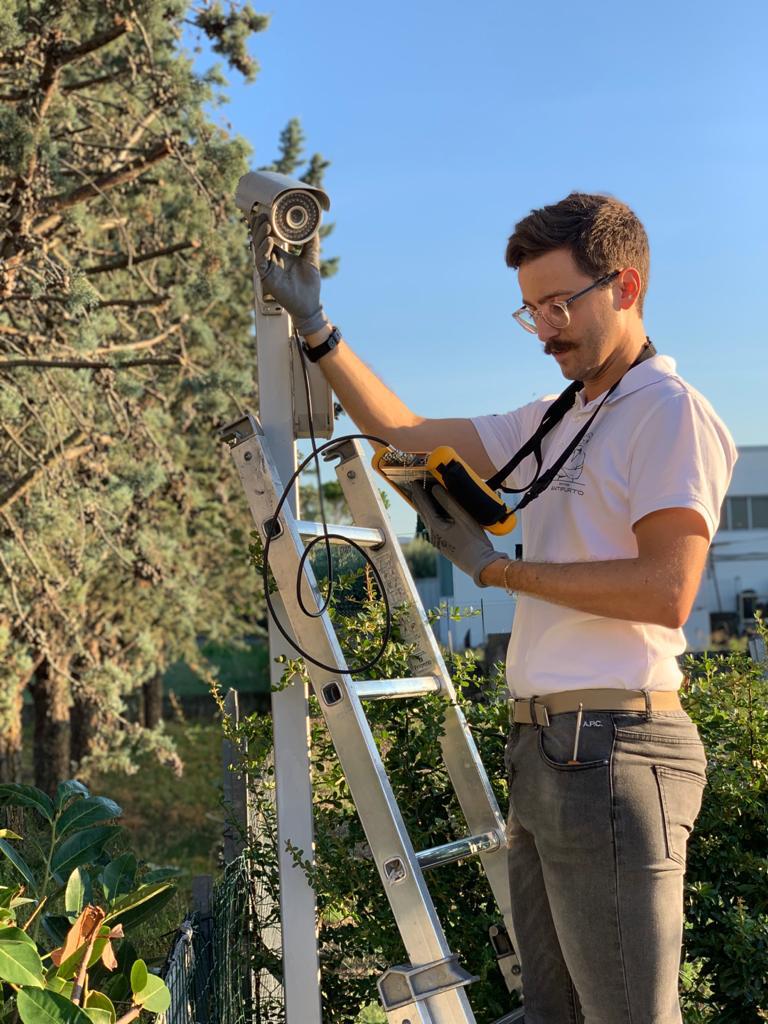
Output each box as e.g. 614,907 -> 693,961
536,316 -> 560,343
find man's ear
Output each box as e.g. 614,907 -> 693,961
618,268 -> 642,311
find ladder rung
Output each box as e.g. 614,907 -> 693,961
416,830 -> 502,871
354,677 -> 443,700
295,520 -> 385,548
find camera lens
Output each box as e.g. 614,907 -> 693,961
287,206 -> 307,228
272,190 -> 321,244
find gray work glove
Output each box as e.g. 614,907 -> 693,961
251,213 -> 328,336
411,484 -> 502,587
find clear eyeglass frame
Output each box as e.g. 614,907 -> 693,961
512,270 -> 620,334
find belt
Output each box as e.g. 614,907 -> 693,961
511,688 -> 683,727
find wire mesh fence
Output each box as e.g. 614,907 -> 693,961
158,849 -> 284,1024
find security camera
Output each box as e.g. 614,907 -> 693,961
235,170 -> 330,246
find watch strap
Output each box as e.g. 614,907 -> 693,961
302,325 -> 341,363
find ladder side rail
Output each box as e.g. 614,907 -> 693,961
229,421 -> 481,1022
332,440 -> 519,949
250,289 -> 324,1024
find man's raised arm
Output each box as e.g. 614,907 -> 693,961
252,215 -> 495,478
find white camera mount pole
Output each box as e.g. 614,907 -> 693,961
244,228 -> 333,1024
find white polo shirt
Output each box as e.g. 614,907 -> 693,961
471,354 -> 737,697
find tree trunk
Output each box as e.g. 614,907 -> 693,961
30,658 -> 71,795
0,689 -> 24,784
70,691 -> 100,771
142,675 -> 163,728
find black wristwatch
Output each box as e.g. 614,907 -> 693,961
302,325 -> 342,364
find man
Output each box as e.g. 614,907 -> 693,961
253,192 -> 737,1024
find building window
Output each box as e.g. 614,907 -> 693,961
730,497 -> 749,530
721,495 -> 768,530
753,496 -> 768,529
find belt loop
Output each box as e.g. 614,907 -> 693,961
529,696 -> 538,730
642,689 -> 653,721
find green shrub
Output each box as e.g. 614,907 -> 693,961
233,580 -> 768,1022
401,538 -> 438,579
679,621 -> 768,1022
0,781 -> 175,1022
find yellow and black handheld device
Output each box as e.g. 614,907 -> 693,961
372,445 -> 517,536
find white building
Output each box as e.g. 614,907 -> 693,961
431,445 -> 768,653
688,445 -> 768,646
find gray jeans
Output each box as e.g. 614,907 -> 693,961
504,708 -> 707,1024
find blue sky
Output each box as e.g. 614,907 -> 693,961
191,1 -> 767,534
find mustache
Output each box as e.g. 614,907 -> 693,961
543,341 -> 575,355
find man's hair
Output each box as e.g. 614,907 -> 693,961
505,192 -> 650,314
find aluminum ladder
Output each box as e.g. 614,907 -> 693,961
221,413 -> 524,1024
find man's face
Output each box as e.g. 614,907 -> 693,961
517,248 -> 623,384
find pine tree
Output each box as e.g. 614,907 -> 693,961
0,1 -> 335,790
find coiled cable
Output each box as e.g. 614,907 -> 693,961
260,335 -> 395,674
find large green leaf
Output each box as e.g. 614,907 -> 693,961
46,976 -> 74,999
0,785 -> 54,822
0,838 -> 36,889
0,927 -> 45,987
83,1011 -> 111,1024
133,972 -> 170,1013
51,827 -> 120,883
129,958 -> 147,994
57,799 -> 122,839
64,868 -> 91,916
103,881 -> 175,931
54,782 -> 90,813
99,854 -> 136,904
17,988 -> 92,1024
54,937 -> 108,983
84,991 -> 114,1024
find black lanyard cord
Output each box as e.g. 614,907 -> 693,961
486,340 -> 656,512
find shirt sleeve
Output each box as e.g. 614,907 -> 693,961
627,391 -> 738,540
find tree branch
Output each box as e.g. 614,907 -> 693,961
0,356 -> 182,370
0,429 -> 86,515
92,317 -> 188,354
33,138 -> 173,233
62,69 -> 132,93
55,18 -> 132,69
83,239 -> 199,275
0,323 -> 48,343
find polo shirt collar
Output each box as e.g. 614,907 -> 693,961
574,354 -> 676,413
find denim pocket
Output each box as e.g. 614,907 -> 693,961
654,764 -> 706,865
537,712 -> 614,772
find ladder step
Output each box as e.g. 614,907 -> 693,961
416,830 -> 502,871
354,677 -> 443,700
295,520 -> 385,548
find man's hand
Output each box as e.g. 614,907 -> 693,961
252,214 -> 328,337
411,484 -> 505,587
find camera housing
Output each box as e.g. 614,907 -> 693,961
235,170 -> 335,439
235,170 -> 331,246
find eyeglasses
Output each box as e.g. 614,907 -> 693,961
512,270 -> 620,334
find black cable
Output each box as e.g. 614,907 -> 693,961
260,336 -> 395,675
